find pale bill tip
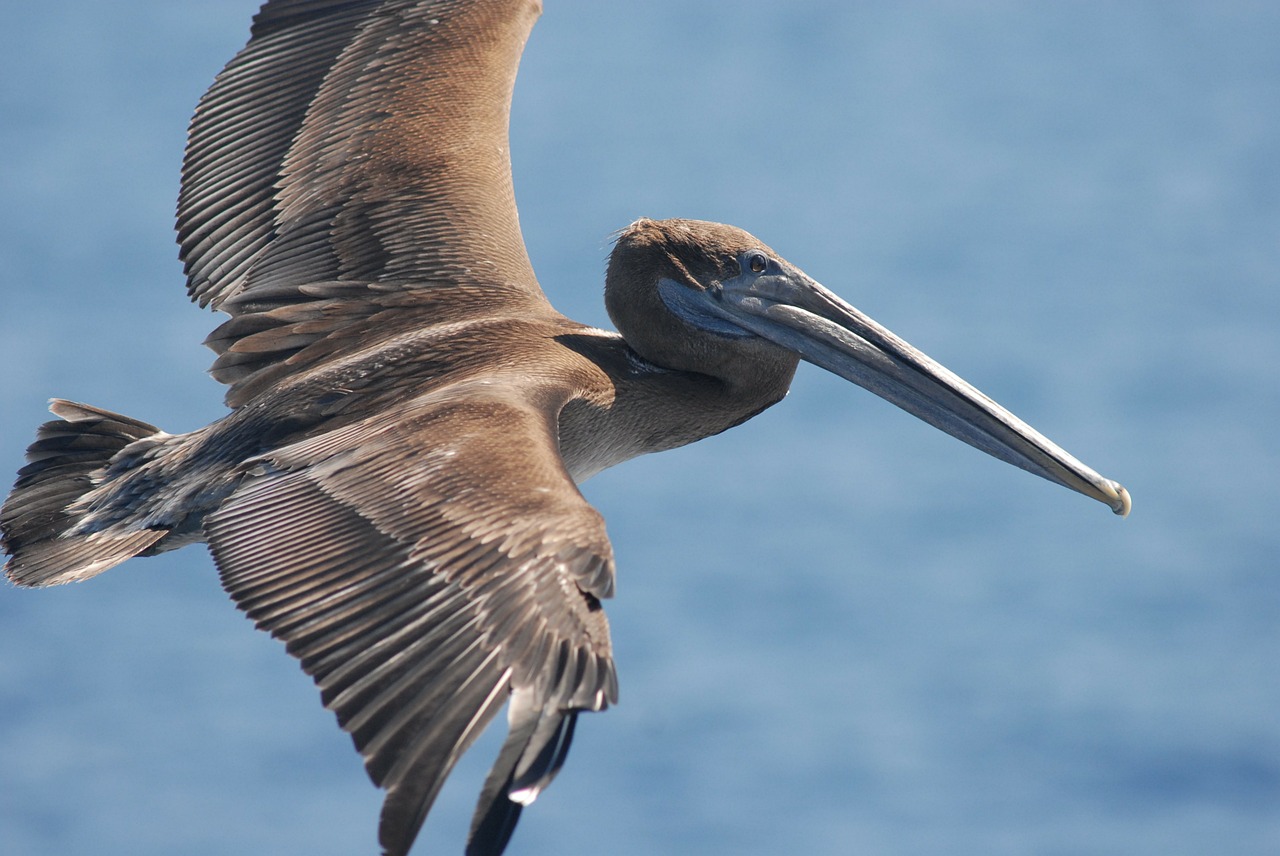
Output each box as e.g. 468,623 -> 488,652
1106,481 -> 1132,517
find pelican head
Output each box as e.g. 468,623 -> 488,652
607,218 -> 1130,516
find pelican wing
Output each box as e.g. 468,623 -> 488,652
204,386 -> 617,856
179,0 -> 549,407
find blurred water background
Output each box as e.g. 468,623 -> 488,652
1,2 -> 1276,854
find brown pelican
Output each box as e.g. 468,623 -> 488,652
1,2 -> 1130,854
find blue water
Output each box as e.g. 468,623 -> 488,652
1,2 -> 1276,854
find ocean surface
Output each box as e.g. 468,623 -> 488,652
1,2 -> 1276,854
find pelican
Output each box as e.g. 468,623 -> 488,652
1,2 -> 1130,854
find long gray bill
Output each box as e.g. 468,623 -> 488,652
724,275 -> 1131,516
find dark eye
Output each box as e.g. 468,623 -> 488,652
748,253 -> 768,274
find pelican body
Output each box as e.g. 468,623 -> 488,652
1,2 -> 1129,855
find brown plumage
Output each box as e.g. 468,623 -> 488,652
2,3 -> 1130,855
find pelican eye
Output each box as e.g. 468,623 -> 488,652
748,253 -> 768,274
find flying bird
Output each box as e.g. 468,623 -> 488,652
1,1 -> 1130,854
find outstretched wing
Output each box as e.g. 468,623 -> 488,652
204,386 -> 618,856
179,0 -> 551,407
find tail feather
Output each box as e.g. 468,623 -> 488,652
3,400 -> 168,587
8,530 -> 168,588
